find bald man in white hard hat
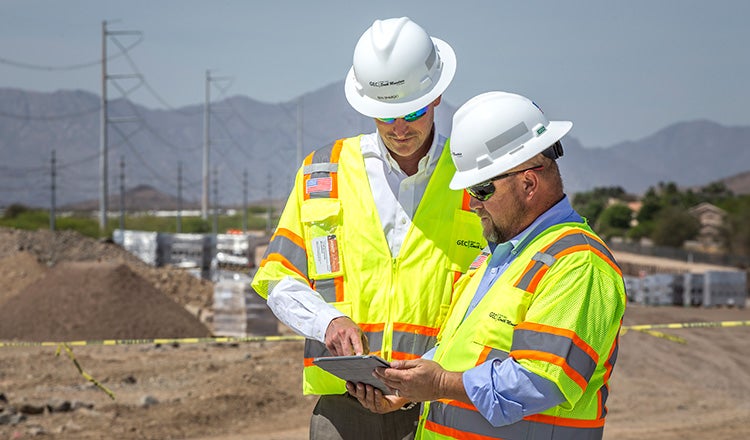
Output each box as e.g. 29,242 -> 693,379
350,91 -> 627,440
252,17 -> 485,440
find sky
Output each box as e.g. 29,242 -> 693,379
1,0 -> 749,148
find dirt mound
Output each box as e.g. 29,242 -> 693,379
0,227 -> 214,315
0,261 -> 211,342
0,251 -> 47,305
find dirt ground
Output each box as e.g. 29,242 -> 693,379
1,226 -> 749,439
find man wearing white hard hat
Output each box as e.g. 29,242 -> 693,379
252,17 -> 485,439
350,92 -> 627,439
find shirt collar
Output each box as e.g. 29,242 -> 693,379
487,195 -> 582,255
376,127 -> 444,176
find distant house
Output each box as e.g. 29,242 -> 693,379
687,202 -> 727,252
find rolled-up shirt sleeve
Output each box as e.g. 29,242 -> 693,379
267,276 -> 345,343
462,358 -> 566,427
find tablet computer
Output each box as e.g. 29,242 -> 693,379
312,355 -> 394,394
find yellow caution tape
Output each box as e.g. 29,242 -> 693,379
0,322 -> 746,399
1,321 -> 748,348
626,328 -> 687,344
622,320 -> 750,331
620,320 -> 750,342
56,343 -> 116,400
0,334 -> 304,348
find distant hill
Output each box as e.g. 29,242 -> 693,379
1,85 -> 748,209
60,184 -> 198,211
722,170 -> 750,195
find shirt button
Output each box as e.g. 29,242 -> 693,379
401,218 -> 407,224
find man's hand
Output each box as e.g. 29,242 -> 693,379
374,358 -> 470,404
324,316 -> 369,356
345,381 -> 408,414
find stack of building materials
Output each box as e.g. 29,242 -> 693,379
624,271 -> 747,308
112,229 -> 160,266
212,270 -> 278,337
161,233 -> 214,278
702,271 -> 747,307
640,273 -> 680,306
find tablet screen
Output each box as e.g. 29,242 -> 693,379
312,355 -> 394,394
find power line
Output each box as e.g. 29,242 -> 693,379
0,34 -> 143,71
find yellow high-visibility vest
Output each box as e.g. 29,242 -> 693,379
251,135 -> 486,395
418,223 -> 626,440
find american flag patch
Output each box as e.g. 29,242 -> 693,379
469,252 -> 490,270
306,177 -> 332,194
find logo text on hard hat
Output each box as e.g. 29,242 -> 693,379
536,126 -> 547,136
370,80 -> 405,88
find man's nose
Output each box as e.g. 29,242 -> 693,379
391,118 -> 410,134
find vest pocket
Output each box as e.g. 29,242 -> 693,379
447,209 -> 485,271
301,198 -> 345,279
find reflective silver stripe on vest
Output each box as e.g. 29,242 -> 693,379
515,232 -> 620,292
305,143 -> 337,199
392,331 -> 436,357
512,328 -> 597,383
479,347 -> 509,363
599,383 -> 609,418
427,401 -> 603,440
305,339 -> 329,359
365,330 -> 384,353
313,278 -> 337,302
264,233 -> 308,279
303,162 -> 338,174
303,330 -> 385,359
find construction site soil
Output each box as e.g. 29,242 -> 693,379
1,226 -> 749,439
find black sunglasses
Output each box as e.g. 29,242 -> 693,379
466,165 -> 545,201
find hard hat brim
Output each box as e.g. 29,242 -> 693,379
449,120 -> 573,190
344,37 -> 456,118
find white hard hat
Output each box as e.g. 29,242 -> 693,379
344,17 -> 456,118
448,92 -> 573,190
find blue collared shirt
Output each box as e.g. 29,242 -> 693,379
460,195 -> 583,427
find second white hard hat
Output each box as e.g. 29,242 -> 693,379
344,17 -> 456,118
448,92 -> 573,190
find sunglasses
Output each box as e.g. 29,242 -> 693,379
376,105 -> 429,124
466,165 -> 545,201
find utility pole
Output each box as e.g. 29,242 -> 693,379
119,156 -> 125,231
242,169 -> 248,233
202,70 -> 210,220
50,150 -> 56,231
177,161 -> 183,233
297,96 -> 303,167
99,20 -> 108,232
266,172 -> 272,236
212,166 -> 219,235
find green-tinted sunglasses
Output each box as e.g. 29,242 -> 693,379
376,105 -> 429,124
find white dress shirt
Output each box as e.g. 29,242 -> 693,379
267,115 -> 450,342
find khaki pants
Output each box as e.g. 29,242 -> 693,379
310,394 -> 419,440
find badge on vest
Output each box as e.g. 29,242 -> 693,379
306,177 -> 332,194
312,234 -> 341,275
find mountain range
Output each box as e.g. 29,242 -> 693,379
1,84 -> 749,209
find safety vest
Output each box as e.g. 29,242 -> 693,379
251,135 -> 486,395
418,223 -> 626,440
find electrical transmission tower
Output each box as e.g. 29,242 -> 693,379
99,20 -> 141,233
202,70 -> 232,220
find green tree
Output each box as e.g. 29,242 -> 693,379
597,203 -> 633,234
651,206 -> 700,247
572,186 -> 630,224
